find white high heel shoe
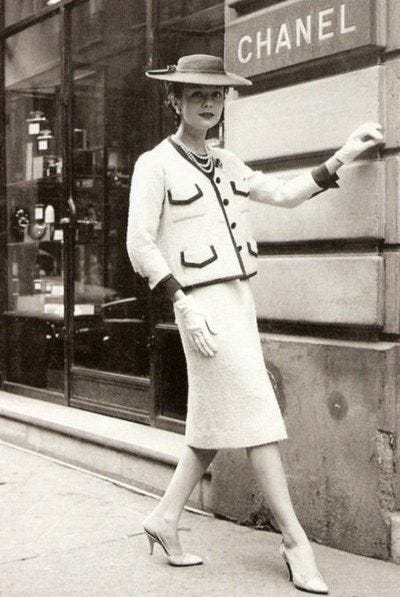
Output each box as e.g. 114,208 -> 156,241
144,525 -> 203,567
279,540 -> 329,594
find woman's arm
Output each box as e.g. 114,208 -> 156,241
126,151 -> 182,300
244,122 -> 384,209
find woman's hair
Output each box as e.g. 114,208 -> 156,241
164,82 -> 185,127
164,82 -> 228,129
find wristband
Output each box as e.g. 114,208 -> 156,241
153,273 -> 183,300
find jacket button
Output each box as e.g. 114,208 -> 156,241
215,177 -> 221,183
238,245 -> 242,251
231,222 -> 236,229
223,199 -> 229,206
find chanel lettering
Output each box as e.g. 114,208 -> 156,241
238,4 -> 356,64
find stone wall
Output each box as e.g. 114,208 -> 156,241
212,0 -> 400,561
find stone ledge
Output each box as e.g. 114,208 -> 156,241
0,390 -> 211,511
0,390 -> 187,467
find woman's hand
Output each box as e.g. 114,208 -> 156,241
334,122 -> 384,165
173,294 -> 218,357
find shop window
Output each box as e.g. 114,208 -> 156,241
159,0 -> 223,25
70,0 -> 152,380
5,1 -> 51,26
1,0 -> 225,427
4,16 -> 65,391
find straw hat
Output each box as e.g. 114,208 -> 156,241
146,54 -> 252,87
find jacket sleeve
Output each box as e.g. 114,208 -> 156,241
126,151 -> 177,290
233,153 -> 340,209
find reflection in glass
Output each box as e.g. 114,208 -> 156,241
5,16 -> 65,391
71,1 -> 151,377
5,0 -> 52,27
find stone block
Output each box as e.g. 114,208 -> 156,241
225,65 -> 384,161
385,58 -> 400,150
250,160 -> 385,242
387,0 -> 400,52
120,451 -> 175,496
26,425 -> 124,478
0,416 -> 209,512
120,452 -> 210,511
211,337 -> 400,559
226,0 -> 387,77
383,252 -> 400,334
250,255 -> 384,327
0,417 -> 28,446
391,512 -> 400,564
385,157 -> 400,243
211,449 -> 254,522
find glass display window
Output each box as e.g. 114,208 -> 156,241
1,0 -> 225,428
4,15 -> 65,390
5,0 -> 52,27
70,0 -> 152,380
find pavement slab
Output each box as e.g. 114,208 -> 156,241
1,442 -> 399,596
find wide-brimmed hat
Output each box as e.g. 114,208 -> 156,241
146,54 -> 252,87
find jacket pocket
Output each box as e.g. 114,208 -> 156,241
230,180 -> 250,212
247,238 -> 258,257
167,184 -> 206,222
230,181 -> 249,197
181,244 -> 218,268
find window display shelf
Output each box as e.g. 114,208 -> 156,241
3,310 -> 63,321
7,239 -> 63,246
6,177 -> 63,189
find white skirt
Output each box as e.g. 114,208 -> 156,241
173,278 -> 288,449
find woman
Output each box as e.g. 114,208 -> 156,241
126,54 -> 383,594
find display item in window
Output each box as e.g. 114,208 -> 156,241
73,128 -> 87,150
45,157 -> 58,177
29,221 -> 47,241
11,207 -> 30,242
25,110 -> 47,136
37,129 -> 54,153
43,204 -> 55,241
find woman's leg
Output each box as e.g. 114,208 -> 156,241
246,442 -> 308,548
247,442 -> 328,590
144,445 -> 216,554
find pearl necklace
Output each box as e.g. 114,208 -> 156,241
172,136 -> 216,174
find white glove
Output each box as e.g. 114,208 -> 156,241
173,294 -> 218,357
334,122 -> 384,165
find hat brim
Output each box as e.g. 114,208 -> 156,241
145,70 -> 252,87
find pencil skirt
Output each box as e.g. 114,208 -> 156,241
173,278 -> 288,449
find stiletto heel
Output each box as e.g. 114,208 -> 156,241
143,525 -> 203,567
146,532 -> 155,555
279,540 -> 329,595
284,560 -> 293,582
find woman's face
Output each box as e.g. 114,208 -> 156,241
175,84 -> 225,131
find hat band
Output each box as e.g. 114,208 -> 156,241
178,68 -> 226,75
147,65 -> 176,75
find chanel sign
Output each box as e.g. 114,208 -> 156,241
225,0 -> 386,77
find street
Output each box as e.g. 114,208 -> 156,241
1,442 -> 399,597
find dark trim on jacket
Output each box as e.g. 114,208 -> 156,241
168,184 -> 203,205
230,181 -> 249,197
153,273 -> 183,300
182,271 -> 257,292
168,135 -> 248,277
181,245 -> 218,268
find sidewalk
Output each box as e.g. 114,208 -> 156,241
1,442 -> 399,597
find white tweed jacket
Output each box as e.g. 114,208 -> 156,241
126,137 -> 331,292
